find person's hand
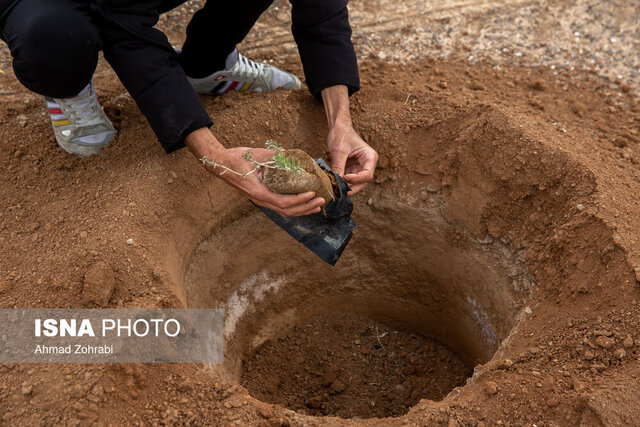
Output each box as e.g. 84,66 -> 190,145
211,147 -> 325,217
327,123 -> 378,194
185,128 -> 325,218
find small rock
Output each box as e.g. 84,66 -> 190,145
623,335 -> 634,349
367,198 -> 373,206
321,365 -> 338,387
524,306 -> 532,314
82,262 -> 116,306
595,336 -> 615,349
79,231 -> 88,239
531,80 -> 546,91
21,382 -> 33,395
485,381 -> 498,396
613,349 -> 626,360
126,238 -> 134,245
329,379 -> 346,395
500,359 -> 514,369
547,398 -> 559,407
305,396 -> 322,409
619,83 -> 631,93
577,204 -> 585,211
584,350 -> 595,361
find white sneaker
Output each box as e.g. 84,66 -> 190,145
187,48 -> 302,96
45,80 -> 116,157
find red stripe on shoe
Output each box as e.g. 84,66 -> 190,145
48,108 -> 63,114
227,81 -> 239,91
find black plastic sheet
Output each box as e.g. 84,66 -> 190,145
255,158 -> 356,266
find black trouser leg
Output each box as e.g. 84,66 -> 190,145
179,0 -> 274,78
1,0 -> 101,98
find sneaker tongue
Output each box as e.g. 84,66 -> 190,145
225,49 -> 239,70
76,84 -> 91,98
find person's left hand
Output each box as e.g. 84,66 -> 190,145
327,123 -> 378,195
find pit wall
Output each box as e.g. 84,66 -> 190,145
153,102 -> 637,424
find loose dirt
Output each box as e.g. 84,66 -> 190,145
0,0 -> 639,426
241,312 -> 472,419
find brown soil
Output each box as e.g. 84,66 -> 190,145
0,1 -> 640,426
262,148 -> 335,206
241,311 -> 472,419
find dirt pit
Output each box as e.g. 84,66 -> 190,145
184,182 -> 531,418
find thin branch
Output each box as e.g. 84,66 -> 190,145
200,140 -> 306,179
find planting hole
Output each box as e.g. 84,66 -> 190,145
184,192 -> 528,419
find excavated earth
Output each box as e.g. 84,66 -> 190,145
1,4 -> 640,427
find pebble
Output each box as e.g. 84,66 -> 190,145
524,306 -> 532,314
21,382 -> 32,396
622,335 -> 634,349
485,381 -> 498,396
546,397 -> 560,408
79,231 -> 88,239
584,350 -> 595,361
328,379 -> 346,395
613,349 -> 626,360
577,203 -> 586,211
595,336 -> 615,349
500,358 -> 514,369
126,238 -> 134,245
82,262 -> 116,306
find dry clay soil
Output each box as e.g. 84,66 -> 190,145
1,3 -> 640,427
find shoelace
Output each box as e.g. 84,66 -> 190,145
232,53 -> 265,81
59,87 -> 103,127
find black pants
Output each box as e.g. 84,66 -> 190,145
1,0 -> 273,98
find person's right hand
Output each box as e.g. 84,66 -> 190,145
185,128 -> 325,217
208,146 -> 325,217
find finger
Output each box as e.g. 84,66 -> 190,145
347,182 -> 368,195
344,169 -> 374,185
258,190 -> 316,209
292,206 -> 322,217
280,197 -> 325,217
251,196 -> 324,217
330,148 -> 349,177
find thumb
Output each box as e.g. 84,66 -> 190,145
331,148 -> 349,177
